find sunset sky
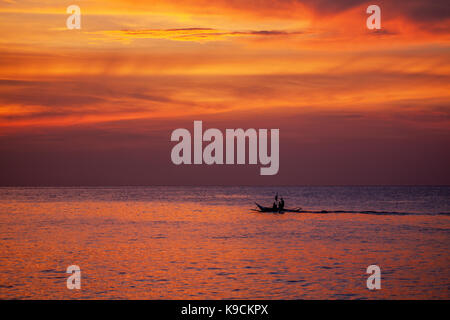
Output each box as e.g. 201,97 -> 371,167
0,0 -> 449,185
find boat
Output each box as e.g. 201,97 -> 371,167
254,203 -> 302,213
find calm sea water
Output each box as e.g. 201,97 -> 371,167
0,186 -> 449,299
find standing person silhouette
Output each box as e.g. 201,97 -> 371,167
279,197 -> 285,211
273,193 -> 279,210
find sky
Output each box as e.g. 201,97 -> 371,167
0,0 -> 449,185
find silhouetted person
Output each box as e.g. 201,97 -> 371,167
279,197 -> 285,211
273,201 -> 278,210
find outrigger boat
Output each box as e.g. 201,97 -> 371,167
254,203 -> 302,213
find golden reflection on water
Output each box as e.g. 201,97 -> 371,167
0,200 -> 449,299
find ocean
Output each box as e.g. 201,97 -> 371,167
0,186 -> 449,299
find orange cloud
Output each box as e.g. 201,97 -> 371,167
0,0 -> 449,133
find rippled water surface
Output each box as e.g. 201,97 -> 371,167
0,186 -> 449,299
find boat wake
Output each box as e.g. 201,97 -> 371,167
297,210 -> 450,216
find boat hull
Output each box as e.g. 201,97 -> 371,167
255,203 -> 302,213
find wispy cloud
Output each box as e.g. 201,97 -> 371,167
86,27 -> 304,42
